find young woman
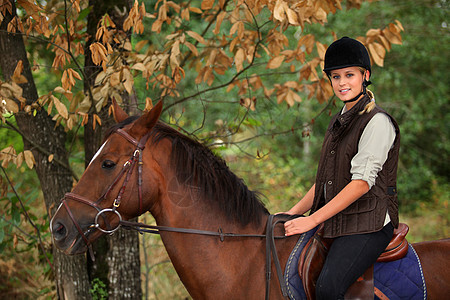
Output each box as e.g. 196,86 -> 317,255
281,37 -> 401,299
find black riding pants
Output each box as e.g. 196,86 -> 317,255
316,222 -> 394,300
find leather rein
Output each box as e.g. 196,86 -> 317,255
60,127 -> 290,299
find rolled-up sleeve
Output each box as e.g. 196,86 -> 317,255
351,113 -> 396,189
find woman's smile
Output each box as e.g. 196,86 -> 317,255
330,66 -> 369,104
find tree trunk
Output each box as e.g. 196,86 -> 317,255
83,1 -> 142,298
0,1 -> 91,299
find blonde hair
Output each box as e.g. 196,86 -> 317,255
357,67 -> 376,115
359,89 -> 376,114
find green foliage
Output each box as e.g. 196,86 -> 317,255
400,179 -> 449,242
90,278 -> 108,300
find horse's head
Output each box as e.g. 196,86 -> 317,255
50,101 -> 163,255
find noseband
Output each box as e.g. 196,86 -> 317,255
60,128 -> 151,248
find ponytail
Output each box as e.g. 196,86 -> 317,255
359,89 -> 376,115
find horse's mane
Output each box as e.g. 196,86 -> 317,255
106,119 -> 269,227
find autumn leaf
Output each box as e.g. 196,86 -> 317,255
266,55 -> 285,69
213,11 -> 227,35
383,25 -> 402,45
70,69 -> 81,80
131,63 -> 147,72
316,42 -> 326,60
122,68 -> 134,94
377,35 -> 391,51
52,95 -> 69,119
89,42 -> 108,66
201,0 -> 214,10
17,0 -> 42,16
273,0 -> 288,22
240,97 -> 256,111
144,97 -> 153,111
1,146 -> 16,168
24,150 -> 35,169
2,99 -> 19,114
286,8 -> 300,25
16,152 -> 24,168
181,8 -> 190,21
61,70 -> 69,91
229,21 -> 244,39
93,114 -> 102,130
11,60 -> 28,84
368,42 -> 386,67
110,71 -> 121,87
184,41 -> 199,56
53,86 -> 66,94
135,40 -> 148,52
235,48 -> 245,73
186,30 -> 207,45
286,89 -> 301,107
298,34 -> 315,54
189,7 -> 203,14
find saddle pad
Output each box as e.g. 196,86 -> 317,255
284,226 -> 318,300
374,243 -> 427,300
284,235 -> 426,300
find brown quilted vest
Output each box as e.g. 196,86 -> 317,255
311,96 -> 400,238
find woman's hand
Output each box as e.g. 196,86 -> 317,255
284,216 -> 318,236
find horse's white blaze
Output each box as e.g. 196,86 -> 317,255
89,141 -> 108,166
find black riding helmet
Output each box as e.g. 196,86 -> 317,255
323,37 -> 371,74
323,37 -> 372,103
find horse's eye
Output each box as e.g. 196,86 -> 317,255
102,160 -> 116,169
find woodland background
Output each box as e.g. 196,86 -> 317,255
0,0 -> 448,299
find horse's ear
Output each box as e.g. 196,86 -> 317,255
112,98 -> 129,123
130,101 -> 163,135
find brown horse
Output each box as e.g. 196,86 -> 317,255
51,102 -> 449,299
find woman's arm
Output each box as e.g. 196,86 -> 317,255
285,183 -> 316,215
284,180 -> 369,236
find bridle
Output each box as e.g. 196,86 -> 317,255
60,128 -> 150,249
59,126 -> 292,299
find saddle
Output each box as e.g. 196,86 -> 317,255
298,223 -> 409,299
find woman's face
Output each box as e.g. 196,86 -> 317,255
330,67 -> 368,102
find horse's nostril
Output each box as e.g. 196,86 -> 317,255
52,222 -> 67,240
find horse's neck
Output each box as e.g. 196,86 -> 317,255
147,143 -> 274,297
157,186 -> 259,233
153,187 -> 269,297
